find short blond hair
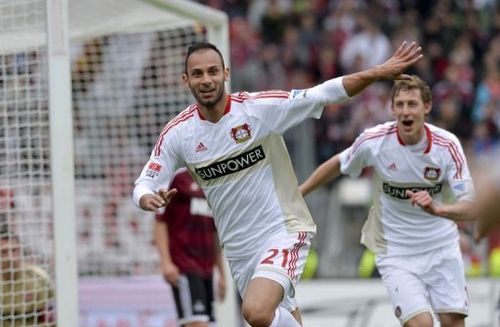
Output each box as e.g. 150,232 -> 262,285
391,75 -> 432,104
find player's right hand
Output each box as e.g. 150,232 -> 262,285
161,261 -> 180,286
139,189 -> 178,211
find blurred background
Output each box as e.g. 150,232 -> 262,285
195,0 -> 500,279
0,0 -> 499,326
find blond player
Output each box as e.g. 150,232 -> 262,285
133,41 -> 422,327
300,75 -> 475,327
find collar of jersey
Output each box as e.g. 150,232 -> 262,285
396,123 -> 432,154
196,95 -> 232,121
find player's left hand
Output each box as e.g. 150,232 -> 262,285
217,275 -> 226,301
406,190 -> 438,215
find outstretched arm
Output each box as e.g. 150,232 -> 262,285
300,154 -> 342,197
342,41 -> 422,97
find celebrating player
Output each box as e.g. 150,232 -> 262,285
133,40 -> 422,327
300,75 -> 475,327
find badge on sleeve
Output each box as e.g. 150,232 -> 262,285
146,162 -> 162,178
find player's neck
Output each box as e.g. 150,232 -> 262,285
198,94 -> 229,123
400,127 -> 425,145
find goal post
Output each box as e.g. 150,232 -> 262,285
1,0 -> 236,326
47,1 -> 79,326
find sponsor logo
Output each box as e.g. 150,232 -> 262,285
146,162 -> 162,178
195,142 -> 207,152
290,89 -> 308,99
194,145 -> 265,180
230,123 -> 252,144
382,182 -> 442,200
424,167 -> 441,180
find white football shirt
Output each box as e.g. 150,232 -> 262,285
339,121 -> 474,256
134,77 -> 349,259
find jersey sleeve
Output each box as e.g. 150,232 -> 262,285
246,77 -> 349,134
339,130 -> 374,178
444,134 -> 475,201
133,129 -> 183,207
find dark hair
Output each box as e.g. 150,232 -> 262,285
391,75 -> 432,104
184,41 -> 225,74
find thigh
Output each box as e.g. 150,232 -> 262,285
376,255 -> 431,325
171,274 -> 213,324
253,232 -> 311,310
424,244 -> 468,317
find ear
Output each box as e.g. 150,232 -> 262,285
182,73 -> 188,86
224,67 -> 230,81
424,101 -> 432,115
390,104 -> 396,118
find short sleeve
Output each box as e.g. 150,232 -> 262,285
339,131 -> 374,178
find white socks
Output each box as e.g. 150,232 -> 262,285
269,307 -> 301,327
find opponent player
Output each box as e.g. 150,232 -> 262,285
0,225 -> 55,327
154,168 -> 226,327
133,41 -> 422,327
300,75 -> 475,327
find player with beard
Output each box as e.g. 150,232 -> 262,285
300,75 -> 475,327
134,41 -> 422,327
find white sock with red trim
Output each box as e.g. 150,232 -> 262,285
269,307 -> 301,327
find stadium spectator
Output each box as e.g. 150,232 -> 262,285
0,225 -> 55,327
154,169 -> 226,327
300,76 -> 475,326
133,40 -> 421,327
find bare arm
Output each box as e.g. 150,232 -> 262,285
406,190 -> 476,222
342,41 -> 422,97
154,220 -> 180,286
300,154 -> 342,197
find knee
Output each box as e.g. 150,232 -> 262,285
241,301 -> 275,327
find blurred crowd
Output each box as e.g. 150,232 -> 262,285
195,0 -> 500,274
197,0 -> 499,164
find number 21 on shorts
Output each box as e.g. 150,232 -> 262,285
260,248 -> 290,268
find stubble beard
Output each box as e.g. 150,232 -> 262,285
192,85 -> 225,109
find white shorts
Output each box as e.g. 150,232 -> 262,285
228,231 -> 312,311
376,243 -> 468,325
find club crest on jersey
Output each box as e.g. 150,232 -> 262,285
231,123 -> 252,144
146,162 -> 162,178
424,167 -> 441,181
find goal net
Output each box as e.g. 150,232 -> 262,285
1,0 -> 230,325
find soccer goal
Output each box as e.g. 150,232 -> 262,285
0,0 -> 235,326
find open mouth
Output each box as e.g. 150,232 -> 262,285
402,120 -> 413,127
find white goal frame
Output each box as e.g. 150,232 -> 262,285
47,0 -> 233,326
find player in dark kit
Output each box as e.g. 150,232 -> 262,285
154,169 -> 226,327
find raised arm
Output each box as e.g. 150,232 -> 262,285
299,154 -> 342,197
342,41 -> 422,97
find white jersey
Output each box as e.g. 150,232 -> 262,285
339,121 -> 474,256
134,78 -> 349,259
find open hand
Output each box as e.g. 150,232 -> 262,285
375,41 -> 423,80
